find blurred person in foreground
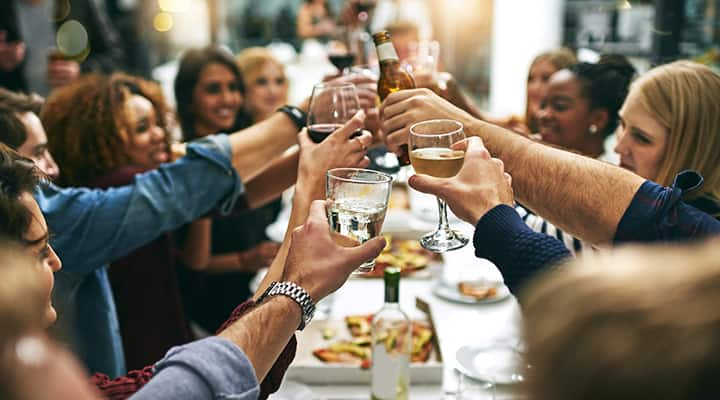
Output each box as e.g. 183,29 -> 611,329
0,150 -> 385,399
523,238 -> 720,400
0,88 -> 59,178
0,0 -> 124,95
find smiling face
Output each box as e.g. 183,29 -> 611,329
244,62 -> 288,122
615,92 -> 668,181
124,95 -> 169,169
16,112 -> 59,179
538,70 -> 607,156
191,63 -> 243,136
19,192 -> 62,327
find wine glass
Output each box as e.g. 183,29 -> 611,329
307,82 -> 361,143
327,27 -> 358,75
409,119 -> 468,252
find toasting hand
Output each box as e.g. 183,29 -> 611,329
282,200 -> 386,301
380,88 -> 474,154
408,136 -> 514,226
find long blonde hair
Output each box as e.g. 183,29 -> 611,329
235,47 -> 288,120
632,61 -> 720,201
523,238 -> 720,400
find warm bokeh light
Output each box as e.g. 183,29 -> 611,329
56,20 -> 89,57
158,0 -> 191,13
154,12 -> 175,32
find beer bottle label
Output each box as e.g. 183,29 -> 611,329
376,42 -> 399,62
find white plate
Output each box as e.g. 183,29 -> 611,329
432,281 -> 511,304
455,345 -> 527,385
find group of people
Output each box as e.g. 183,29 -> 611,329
1,3 -> 720,399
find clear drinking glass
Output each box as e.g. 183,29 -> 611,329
307,82 -> 361,143
409,119 -> 468,252
326,168 -> 393,273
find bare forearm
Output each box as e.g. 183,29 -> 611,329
178,219 -> 212,270
466,120 -> 645,243
229,113 -> 299,180
218,296 -> 300,381
245,149 -> 299,209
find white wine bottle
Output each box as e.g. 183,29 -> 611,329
373,30 -> 415,165
371,267 -> 411,400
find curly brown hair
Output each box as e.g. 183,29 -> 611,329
42,73 -> 171,187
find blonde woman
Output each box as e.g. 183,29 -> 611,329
236,48 -> 289,122
523,238 -> 720,400
615,60 -> 720,217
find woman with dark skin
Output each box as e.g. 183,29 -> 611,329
42,73 -> 189,370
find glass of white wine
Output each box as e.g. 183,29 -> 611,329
326,168 -> 393,273
409,119 -> 468,252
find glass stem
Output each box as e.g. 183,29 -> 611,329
436,197 -> 451,233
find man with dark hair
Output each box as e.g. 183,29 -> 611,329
0,88 -> 58,178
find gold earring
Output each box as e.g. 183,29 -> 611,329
589,124 -> 598,135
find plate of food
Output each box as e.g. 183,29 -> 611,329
432,279 -> 511,304
287,300 -> 443,384
356,235 -> 442,279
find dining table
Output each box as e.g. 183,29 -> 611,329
267,183 -> 527,400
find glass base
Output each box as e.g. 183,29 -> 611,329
420,229 -> 469,253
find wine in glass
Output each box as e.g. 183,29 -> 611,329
327,27 -> 357,75
307,82 -> 361,143
409,119 -> 468,252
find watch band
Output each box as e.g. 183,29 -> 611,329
277,105 -> 307,131
260,281 -> 315,330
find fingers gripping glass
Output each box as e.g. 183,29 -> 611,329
326,168 -> 393,273
409,119 -> 469,252
307,82 -> 361,143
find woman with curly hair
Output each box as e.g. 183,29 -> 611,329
42,73 -> 191,371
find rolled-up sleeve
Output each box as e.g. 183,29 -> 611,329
128,337 -> 259,400
38,134 -> 245,276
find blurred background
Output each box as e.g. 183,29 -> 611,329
65,0 -> 720,116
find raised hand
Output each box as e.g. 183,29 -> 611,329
282,200 -> 386,301
380,88 -> 474,154
408,136 -> 514,225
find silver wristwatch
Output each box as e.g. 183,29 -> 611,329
258,281 -> 315,330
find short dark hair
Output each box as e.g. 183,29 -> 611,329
0,143 -> 43,245
174,46 -> 248,140
0,89 -> 44,149
567,54 -> 637,137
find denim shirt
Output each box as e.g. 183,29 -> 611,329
37,135 -> 245,378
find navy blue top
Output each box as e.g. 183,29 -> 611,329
473,171 -> 720,294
